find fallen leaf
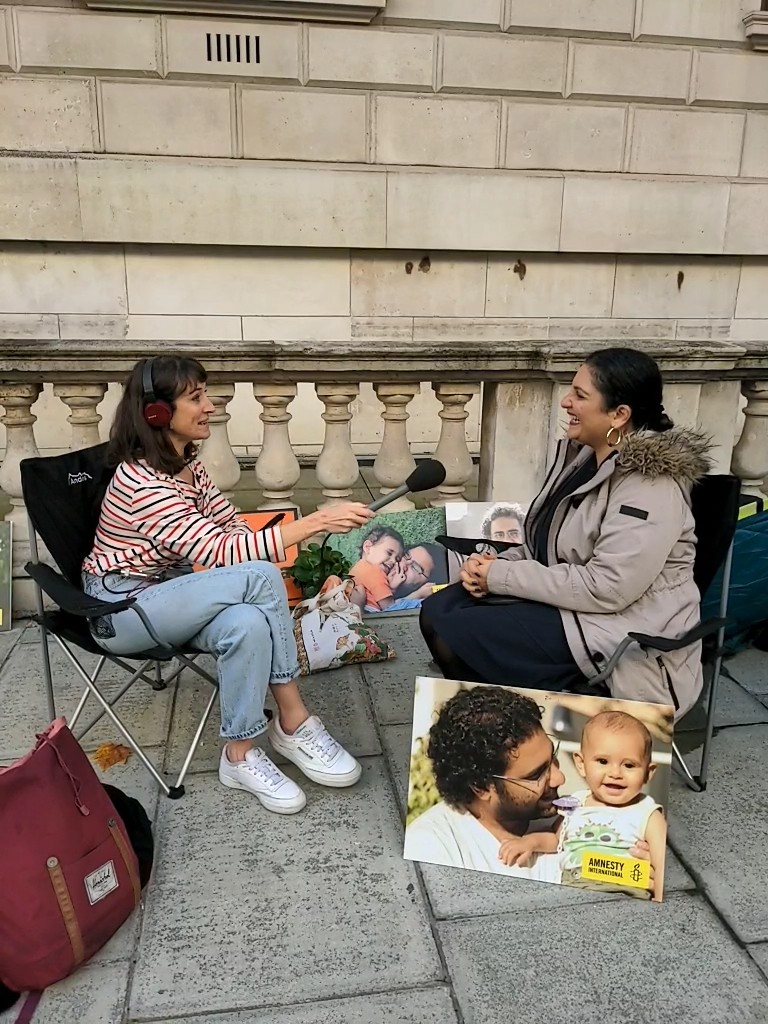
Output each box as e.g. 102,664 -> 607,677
91,742 -> 132,771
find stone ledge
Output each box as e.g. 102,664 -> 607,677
85,0 -> 385,22
744,11 -> 768,51
0,336 -> 755,382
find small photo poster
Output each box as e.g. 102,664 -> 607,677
326,507 -> 449,615
404,676 -> 673,903
0,520 -> 11,631
444,501 -> 528,582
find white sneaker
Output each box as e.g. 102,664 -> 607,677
269,715 -> 362,788
218,746 -> 306,814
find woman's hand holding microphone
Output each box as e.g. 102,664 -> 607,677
279,501 -> 376,549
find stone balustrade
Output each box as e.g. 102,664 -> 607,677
0,337 -> 766,613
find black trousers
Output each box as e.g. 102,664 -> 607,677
419,583 -> 590,692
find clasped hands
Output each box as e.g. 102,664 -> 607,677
460,552 -> 496,598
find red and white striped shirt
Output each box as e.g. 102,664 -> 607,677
82,459 -> 285,577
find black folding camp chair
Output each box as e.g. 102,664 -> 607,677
439,474 -> 741,792
584,473 -> 740,792
20,443 -> 221,799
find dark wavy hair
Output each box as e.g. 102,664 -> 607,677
360,525 -> 405,555
107,355 -> 207,476
584,347 -> 673,433
427,687 -> 543,809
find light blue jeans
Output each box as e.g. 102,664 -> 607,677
82,562 -> 299,741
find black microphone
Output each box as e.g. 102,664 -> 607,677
367,459 -> 446,513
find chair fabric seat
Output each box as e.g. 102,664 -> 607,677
32,610 -> 185,663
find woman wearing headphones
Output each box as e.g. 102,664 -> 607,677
82,355 -> 375,814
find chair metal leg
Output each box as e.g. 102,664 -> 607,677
672,539 -> 734,793
672,742 -> 703,793
68,654 -> 107,731
54,638 -> 171,797
172,683 -> 219,792
28,520 -> 57,722
72,657 -> 150,739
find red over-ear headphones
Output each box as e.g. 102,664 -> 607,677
142,358 -> 173,429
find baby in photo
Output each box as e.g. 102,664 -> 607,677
498,710 -> 666,901
348,526 -> 404,612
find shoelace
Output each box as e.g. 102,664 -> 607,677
303,725 -> 339,762
245,751 -> 285,788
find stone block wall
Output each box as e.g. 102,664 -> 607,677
0,0 -> 767,456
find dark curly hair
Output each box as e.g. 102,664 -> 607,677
427,687 -> 543,809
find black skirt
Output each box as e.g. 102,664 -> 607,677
420,583 -> 588,692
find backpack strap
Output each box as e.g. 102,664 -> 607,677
15,991 -> 42,1024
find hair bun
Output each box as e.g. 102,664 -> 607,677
657,410 -> 674,432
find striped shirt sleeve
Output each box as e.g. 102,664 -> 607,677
194,463 -> 250,534
130,469 -> 286,568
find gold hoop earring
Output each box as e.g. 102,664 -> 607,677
606,426 -> 624,448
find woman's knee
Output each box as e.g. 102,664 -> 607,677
209,604 -> 270,653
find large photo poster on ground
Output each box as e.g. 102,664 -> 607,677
404,677 -> 673,902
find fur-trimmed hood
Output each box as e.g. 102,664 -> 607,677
616,428 -> 711,486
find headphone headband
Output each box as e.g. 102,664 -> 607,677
141,357 -> 173,429
142,358 -> 156,402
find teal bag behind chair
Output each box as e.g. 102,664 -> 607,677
700,503 -> 768,653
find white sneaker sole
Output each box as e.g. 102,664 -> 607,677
269,736 -> 363,788
219,771 -> 307,814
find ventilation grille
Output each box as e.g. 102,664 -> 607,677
205,32 -> 260,64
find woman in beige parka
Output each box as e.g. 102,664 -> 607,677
420,347 -> 711,719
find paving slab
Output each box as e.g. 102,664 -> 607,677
0,637 -> 175,760
748,943 -> 768,979
0,964 -> 130,1024
440,895 -> 768,1024
166,659 -> 380,774
362,617 -> 438,726
724,648 -> 768,696
129,759 -> 442,1019
87,746 -> 163,968
0,625 -> 24,666
676,678 -> 768,733
668,724 -> 768,944
382,723 -> 695,918
150,987 -> 459,1024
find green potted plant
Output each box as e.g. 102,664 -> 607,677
287,542 -> 352,600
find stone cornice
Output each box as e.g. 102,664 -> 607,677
744,11 -> 768,51
83,0 -> 385,21
0,338 -> 763,384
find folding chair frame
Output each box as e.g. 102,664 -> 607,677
588,538 -> 735,793
28,519 -> 220,799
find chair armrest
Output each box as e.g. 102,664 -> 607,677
627,618 -> 729,654
24,561 -> 135,617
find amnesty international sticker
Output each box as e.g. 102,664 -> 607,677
580,851 -> 651,890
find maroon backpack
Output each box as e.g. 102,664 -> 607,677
0,719 -> 142,994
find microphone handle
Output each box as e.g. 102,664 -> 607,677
367,482 -> 410,513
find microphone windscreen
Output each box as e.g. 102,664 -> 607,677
405,459 -> 446,494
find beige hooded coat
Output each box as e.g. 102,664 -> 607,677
485,429 -> 712,718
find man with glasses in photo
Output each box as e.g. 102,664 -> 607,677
404,686 -> 565,880
404,685 -> 652,882
373,542 -> 447,613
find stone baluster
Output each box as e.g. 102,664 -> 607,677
479,379 -> 554,505
199,384 -> 240,501
372,383 -> 419,512
52,383 -> 107,451
315,384 -> 360,505
0,384 -> 43,614
696,380 -> 741,475
252,384 -> 300,509
431,383 -> 481,506
731,381 -> 768,497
